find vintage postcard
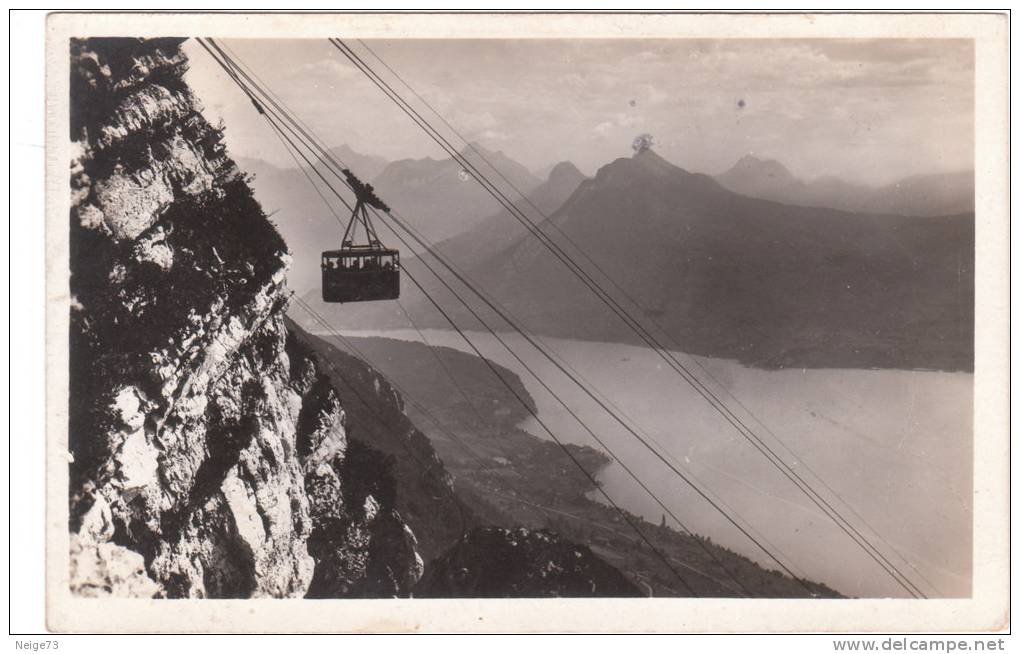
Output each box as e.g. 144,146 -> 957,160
44,12 -> 1009,633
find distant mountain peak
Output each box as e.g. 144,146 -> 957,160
546,161 -> 584,185
459,141 -> 503,160
328,142 -> 365,155
632,149 -> 693,181
632,147 -> 676,167
324,143 -> 389,181
592,148 -> 689,186
725,153 -> 795,179
715,154 -> 974,216
372,142 -> 542,242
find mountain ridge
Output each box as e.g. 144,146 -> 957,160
372,142 -> 543,244
487,149 -> 974,371
305,148 -> 974,373
716,154 -> 974,217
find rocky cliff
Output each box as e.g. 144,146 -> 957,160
67,37 -> 424,599
284,320 -> 477,565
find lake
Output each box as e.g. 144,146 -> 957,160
325,328 -> 972,599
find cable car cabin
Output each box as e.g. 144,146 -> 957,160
320,168 -> 400,303
321,246 -> 400,303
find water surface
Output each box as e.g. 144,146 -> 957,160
328,328 -> 972,598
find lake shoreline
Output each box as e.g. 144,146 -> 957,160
328,333 -> 843,599
305,326 -> 973,375
313,325 -> 973,599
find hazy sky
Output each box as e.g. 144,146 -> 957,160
182,38 -> 974,186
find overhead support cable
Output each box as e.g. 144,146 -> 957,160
327,37 -> 926,598
198,37 -> 921,598
200,36 -> 820,595
352,37 -> 940,599
199,37 -> 709,597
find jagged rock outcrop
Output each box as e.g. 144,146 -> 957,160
69,534 -> 163,598
287,322 -> 477,564
68,37 -> 423,598
415,527 -> 643,598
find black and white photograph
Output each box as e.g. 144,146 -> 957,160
35,11 -> 1009,635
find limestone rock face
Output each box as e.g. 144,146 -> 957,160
68,37 -> 423,598
69,535 -> 163,598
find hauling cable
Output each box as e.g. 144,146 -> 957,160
200,37 -> 812,594
327,37 -> 925,598
199,37 -> 852,596
352,37 -> 938,599
201,40 -> 712,595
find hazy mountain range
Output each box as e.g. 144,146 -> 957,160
235,142 -> 973,371
372,143 -> 543,244
716,154 -> 974,217
240,143 -> 546,293
463,149 -> 973,370
430,160 -> 587,270
291,147 -> 973,372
